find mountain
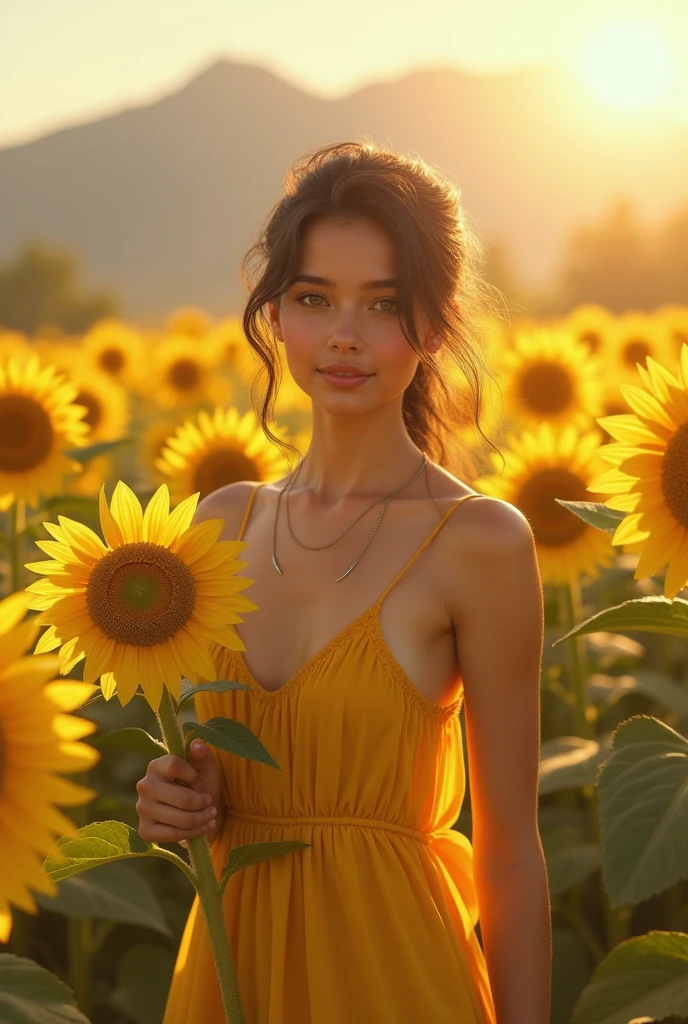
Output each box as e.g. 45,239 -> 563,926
1,58 -> 686,319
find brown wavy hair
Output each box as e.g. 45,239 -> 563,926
241,139 -> 505,477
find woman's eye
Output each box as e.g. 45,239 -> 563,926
296,293 -> 327,308
374,298 -> 398,314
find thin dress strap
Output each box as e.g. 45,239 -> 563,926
237,482 -> 266,541
376,492 -> 482,605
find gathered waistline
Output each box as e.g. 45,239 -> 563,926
224,807 -> 432,845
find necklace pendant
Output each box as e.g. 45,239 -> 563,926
271,553 -> 283,574
334,558 -> 358,582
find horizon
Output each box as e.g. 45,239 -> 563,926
3,2 -> 687,148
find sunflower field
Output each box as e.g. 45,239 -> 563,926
0,301 -> 687,1024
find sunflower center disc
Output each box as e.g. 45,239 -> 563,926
0,394 -> 54,472
169,359 -> 201,391
623,339 -> 650,369
100,348 -> 125,373
86,541 -> 196,646
520,364 -> 573,415
193,449 -> 261,500
662,422 -> 688,528
519,468 -> 589,547
74,390 -> 103,430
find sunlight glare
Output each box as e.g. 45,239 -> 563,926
576,16 -> 674,112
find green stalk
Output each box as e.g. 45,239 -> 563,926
562,578 -> 630,951
9,498 -> 25,593
67,916 -> 93,1016
156,686 -> 245,1024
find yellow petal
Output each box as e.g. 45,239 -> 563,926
0,591 -> 32,635
142,484 -> 171,542
99,484 -> 124,548
111,481 -> 143,543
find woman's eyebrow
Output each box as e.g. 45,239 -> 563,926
291,274 -> 398,290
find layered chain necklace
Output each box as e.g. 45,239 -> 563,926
271,452 -> 428,582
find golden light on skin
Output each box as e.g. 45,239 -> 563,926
0,590 -> 99,943
23,481 -> 258,711
575,16 -> 674,112
473,421 -> 616,588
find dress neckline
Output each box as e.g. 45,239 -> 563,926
228,600 -> 464,722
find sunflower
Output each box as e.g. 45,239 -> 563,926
0,354 -> 90,512
206,318 -> 248,371
655,305 -> 688,359
473,421 -> 616,587
82,318 -> 143,389
609,311 -> 674,385
587,343 -> 688,600
66,454 -> 115,499
0,329 -> 32,366
24,481 -> 258,711
139,412 -> 188,488
166,306 -> 212,338
559,303 -> 616,357
155,407 -> 291,503
0,590 -> 98,943
497,326 -> 606,432
141,334 -> 231,409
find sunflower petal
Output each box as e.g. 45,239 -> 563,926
99,484 -> 125,548
142,484 -> 171,542
111,481 -> 143,543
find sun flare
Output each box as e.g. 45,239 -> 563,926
576,16 -> 674,112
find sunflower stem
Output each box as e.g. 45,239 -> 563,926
562,578 -> 630,952
9,499 -> 25,593
156,685 -> 245,1024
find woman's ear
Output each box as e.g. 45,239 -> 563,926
267,300 -> 283,342
426,331 -> 442,354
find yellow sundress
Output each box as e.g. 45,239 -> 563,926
162,483 -> 496,1024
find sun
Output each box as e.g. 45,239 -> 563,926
575,16 -> 674,112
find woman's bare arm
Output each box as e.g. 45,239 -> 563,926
452,499 -> 551,1024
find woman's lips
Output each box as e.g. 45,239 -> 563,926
317,370 -> 372,388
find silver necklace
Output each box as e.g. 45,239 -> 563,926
271,452 -> 428,582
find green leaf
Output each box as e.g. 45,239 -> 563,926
177,677 -> 250,712
220,841 -> 310,894
541,825 -> 601,896
107,944 -> 176,1024
42,821 -> 194,887
538,734 -> 614,795
0,953 -> 91,1023
64,436 -> 134,464
572,931 -> 688,1024
41,495 -> 101,523
183,717 -> 280,769
552,595 -> 688,646
589,670 -> 688,720
597,715 -> 688,907
34,861 -> 171,936
553,498 -> 627,535
91,727 -> 167,761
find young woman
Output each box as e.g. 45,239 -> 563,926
137,141 -> 551,1023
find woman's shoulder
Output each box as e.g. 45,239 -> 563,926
192,480 -> 267,539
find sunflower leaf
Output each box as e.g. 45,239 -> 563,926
553,498 -> 626,535
183,718 -> 280,769
43,821 -> 195,887
552,596 -> 688,646
42,494 -> 101,524
0,952 -> 92,1023
64,436 -> 135,464
92,727 -> 167,761
219,841 -> 311,895
177,678 -> 250,712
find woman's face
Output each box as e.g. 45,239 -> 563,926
267,216 -> 438,413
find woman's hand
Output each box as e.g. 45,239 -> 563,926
136,740 -> 226,849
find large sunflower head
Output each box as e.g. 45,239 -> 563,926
559,303 -> 616,357
155,407 -> 291,503
0,353 -> 90,511
587,343 -> 688,600
140,335 -> 231,409
0,590 -> 99,943
24,481 -> 258,711
497,327 -> 606,432
473,421 -> 616,587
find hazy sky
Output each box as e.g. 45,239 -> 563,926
3,0 -> 687,147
